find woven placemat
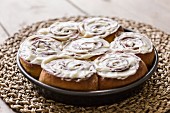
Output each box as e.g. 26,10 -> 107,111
0,16 -> 169,113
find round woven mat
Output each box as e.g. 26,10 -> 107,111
0,16 -> 169,113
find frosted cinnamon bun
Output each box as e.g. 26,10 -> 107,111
110,32 -> 154,67
37,21 -> 79,41
39,56 -> 98,91
94,52 -> 148,89
79,17 -> 123,42
19,35 -> 62,78
61,36 -> 110,60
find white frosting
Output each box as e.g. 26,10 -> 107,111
38,21 -> 79,41
19,35 -> 62,65
79,17 -> 120,38
37,28 -> 50,35
94,52 -> 141,79
61,36 -> 110,59
42,56 -> 96,80
110,32 -> 153,54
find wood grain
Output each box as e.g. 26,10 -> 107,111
0,0 -> 84,36
69,0 -> 170,34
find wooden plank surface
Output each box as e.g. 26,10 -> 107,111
69,0 -> 170,34
0,0 -> 84,36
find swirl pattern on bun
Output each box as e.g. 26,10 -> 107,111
41,56 -> 96,80
62,36 -> 110,60
38,21 -> 79,41
94,52 -> 141,79
110,32 -> 153,54
79,17 -> 120,38
19,35 -> 62,65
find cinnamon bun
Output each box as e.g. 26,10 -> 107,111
19,35 -> 62,78
37,21 -> 80,41
39,56 -> 98,91
79,17 -> 123,42
61,36 -> 110,60
110,32 -> 154,67
94,52 -> 148,89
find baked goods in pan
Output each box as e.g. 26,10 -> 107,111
37,21 -> 80,41
39,56 -> 98,91
61,36 -> 110,60
94,52 -> 148,89
79,17 -> 123,42
19,35 -> 62,78
18,17 -> 155,91
110,32 -> 154,68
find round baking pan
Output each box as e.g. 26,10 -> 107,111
17,29 -> 158,106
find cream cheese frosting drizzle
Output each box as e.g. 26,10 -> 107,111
19,35 -> 62,65
110,32 -> 153,54
61,36 -> 110,59
42,56 -> 96,80
37,21 -> 79,41
79,17 -> 120,38
94,52 -> 141,79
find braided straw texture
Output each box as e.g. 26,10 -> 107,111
0,16 -> 169,113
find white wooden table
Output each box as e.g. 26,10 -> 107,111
0,0 -> 170,112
